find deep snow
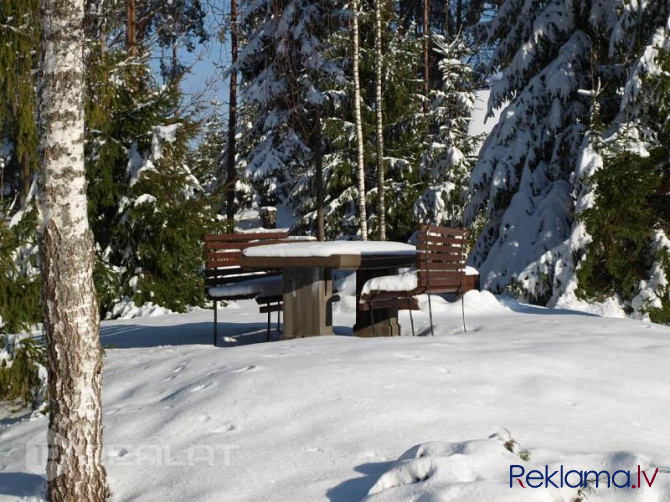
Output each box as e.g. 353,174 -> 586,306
1,290 -> 670,501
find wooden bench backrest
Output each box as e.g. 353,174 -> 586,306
416,225 -> 468,294
203,231 -> 290,287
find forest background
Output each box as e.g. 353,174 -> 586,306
1,0 -> 669,344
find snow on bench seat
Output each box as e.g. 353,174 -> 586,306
203,231 -> 291,346
360,266 -> 478,301
361,270 -> 418,298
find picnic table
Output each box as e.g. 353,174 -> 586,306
240,241 -> 417,338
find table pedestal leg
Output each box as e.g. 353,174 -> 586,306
282,267 -> 334,338
353,267 -> 401,337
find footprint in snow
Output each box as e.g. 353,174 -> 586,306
189,382 -> 216,393
231,365 -> 256,373
207,368 -> 224,377
395,354 -> 421,360
109,447 -> 129,458
212,423 -> 237,433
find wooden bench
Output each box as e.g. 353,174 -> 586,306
359,225 -> 470,335
204,231 -> 291,346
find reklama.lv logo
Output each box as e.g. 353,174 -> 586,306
510,464 -> 658,489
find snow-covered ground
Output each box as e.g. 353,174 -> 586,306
1,290 -> 670,501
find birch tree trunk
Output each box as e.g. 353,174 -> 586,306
38,0 -> 108,499
352,0 -> 368,240
226,0 -> 238,230
315,112 -> 325,241
374,0 -> 385,240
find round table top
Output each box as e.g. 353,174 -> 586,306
241,241 -> 416,270
243,240 -> 416,258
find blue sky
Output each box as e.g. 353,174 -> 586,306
153,3 -> 232,118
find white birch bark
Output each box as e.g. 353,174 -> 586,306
374,0 -> 385,240
226,0 -> 238,230
38,0 -> 108,499
352,0 -> 368,241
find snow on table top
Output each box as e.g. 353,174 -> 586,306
243,240 -> 416,258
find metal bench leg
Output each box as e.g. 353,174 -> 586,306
427,293 -> 435,336
409,303 -> 415,336
461,290 -> 467,333
276,305 -> 281,335
213,299 -> 218,347
267,308 -> 271,342
370,305 -> 376,337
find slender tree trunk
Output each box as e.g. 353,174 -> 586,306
352,0 -> 368,240
456,0 -> 463,34
137,0 -> 143,44
171,7 -> 180,82
374,0 -> 385,240
315,112 -> 325,241
423,0 -> 430,114
38,0 -> 108,500
20,151 -> 31,208
445,0 -> 451,37
226,0 -> 238,231
172,39 -> 179,80
10,95 -> 32,208
126,0 -> 137,56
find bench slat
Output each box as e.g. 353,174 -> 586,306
203,231 -> 290,242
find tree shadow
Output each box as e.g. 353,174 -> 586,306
0,472 -> 45,499
495,295 -> 600,317
100,321 -> 278,349
326,460 -> 394,501
0,408 -> 33,428
100,321 -> 355,349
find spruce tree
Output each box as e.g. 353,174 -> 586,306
193,101 -> 226,196
467,0 -> 670,320
94,66 -> 220,314
465,0 -> 613,300
0,0 -> 39,209
83,1 -> 221,316
0,215 -> 40,334
414,36 -> 478,228
573,6 -> 670,320
237,0 -> 344,234
0,0 -> 41,335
